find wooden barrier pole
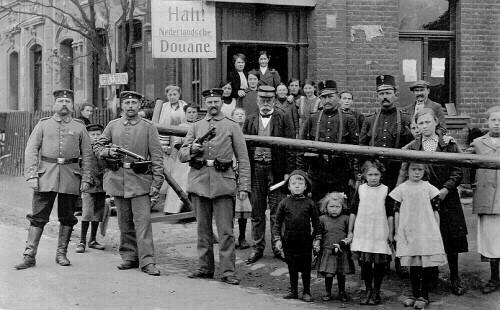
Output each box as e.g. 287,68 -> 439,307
157,124 -> 500,170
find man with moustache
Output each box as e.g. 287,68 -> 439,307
93,91 -> 163,276
16,89 -> 93,270
299,80 -> 359,201
404,80 -> 446,136
244,85 -> 296,263
179,88 -> 251,285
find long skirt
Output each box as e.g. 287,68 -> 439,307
477,214 -> 500,260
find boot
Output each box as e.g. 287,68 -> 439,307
55,225 -> 73,266
15,226 -> 44,270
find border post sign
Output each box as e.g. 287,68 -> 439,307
152,0 -> 216,58
99,73 -> 128,87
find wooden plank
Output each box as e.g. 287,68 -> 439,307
156,124 -> 500,170
151,211 -> 195,223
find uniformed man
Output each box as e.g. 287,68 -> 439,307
244,85 -> 296,264
404,79 -> 446,136
15,89 -> 93,270
93,91 -> 164,276
299,80 -> 359,201
179,88 -> 251,285
359,75 -> 413,190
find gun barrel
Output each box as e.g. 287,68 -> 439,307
111,145 -> 146,161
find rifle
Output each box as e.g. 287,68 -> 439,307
109,145 -> 146,161
193,127 -> 216,146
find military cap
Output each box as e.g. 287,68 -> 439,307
53,89 -> 74,100
257,85 -> 276,98
318,80 -> 337,97
409,80 -> 431,91
120,91 -> 143,101
202,88 -> 224,98
86,123 -> 104,132
376,75 -> 396,92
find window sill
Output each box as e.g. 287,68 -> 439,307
445,115 -> 471,130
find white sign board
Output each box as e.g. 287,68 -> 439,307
99,73 -> 128,87
152,0 -> 216,58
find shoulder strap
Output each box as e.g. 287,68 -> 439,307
338,110 -> 343,143
314,111 -> 323,141
395,109 -> 402,148
370,111 -> 381,147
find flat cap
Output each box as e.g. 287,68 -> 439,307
53,89 -> 74,100
318,80 -> 337,97
86,123 -> 104,132
376,74 -> 396,92
120,91 -> 143,101
257,85 -> 276,98
202,88 -> 224,98
409,80 -> 431,91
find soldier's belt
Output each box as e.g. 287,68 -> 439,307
41,156 -> 79,164
189,158 -> 232,171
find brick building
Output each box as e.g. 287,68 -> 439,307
1,0 -> 499,143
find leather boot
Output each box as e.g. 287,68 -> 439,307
55,225 -> 73,266
15,226 -> 44,270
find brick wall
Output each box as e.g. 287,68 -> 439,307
309,0 -> 400,113
456,0 -> 500,130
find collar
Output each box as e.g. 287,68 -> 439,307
489,132 -> 500,138
277,97 -> 287,103
223,97 -> 233,105
422,134 -> 439,142
380,106 -> 397,114
204,113 -> 225,121
121,115 -> 141,125
323,107 -> 338,115
260,109 -> 274,118
53,113 -> 72,123
291,194 -> 306,199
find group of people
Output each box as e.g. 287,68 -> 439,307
13,50 -> 500,308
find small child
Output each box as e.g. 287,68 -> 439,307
470,106 -> 500,294
273,170 -> 321,302
390,162 -> 447,309
317,192 -> 353,302
349,160 -> 394,305
76,124 -> 106,253
231,107 -> 250,249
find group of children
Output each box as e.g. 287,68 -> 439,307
269,107 -> 500,308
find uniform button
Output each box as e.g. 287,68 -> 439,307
383,144 -> 386,147
327,129 -> 331,131
384,121 -> 387,124
327,122 -> 331,124
326,136 -> 331,139
383,129 -> 387,132
383,136 -> 386,139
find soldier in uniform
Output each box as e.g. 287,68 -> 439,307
93,91 -> 164,276
244,85 -> 296,263
403,79 -> 446,136
15,89 -> 93,270
359,75 -> 413,190
179,88 -> 251,285
299,80 -> 359,201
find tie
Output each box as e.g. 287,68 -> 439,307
260,113 -> 272,118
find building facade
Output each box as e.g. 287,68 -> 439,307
0,0 -> 499,138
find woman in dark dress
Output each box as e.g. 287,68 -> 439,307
257,50 -> 281,88
403,108 -> 468,296
227,53 -> 248,99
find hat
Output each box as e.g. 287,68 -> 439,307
286,169 -> 312,194
257,85 -> 276,98
376,75 -> 396,92
317,80 -> 337,97
86,123 -> 104,132
53,89 -> 74,100
120,91 -> 143,101
409,80 -> 431,91
202,88 -> 224,98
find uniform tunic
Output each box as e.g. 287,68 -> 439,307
24,114 -> 93,194
317,214 -> 353,276
390,181 -> 447,267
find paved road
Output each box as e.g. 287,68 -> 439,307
1,175 -> 500,309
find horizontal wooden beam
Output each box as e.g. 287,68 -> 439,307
156,125 -> 500,170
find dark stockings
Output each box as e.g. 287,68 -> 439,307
238,218 -> 247,240
410,266 -> 431,300
90,221 -> 99,242
447,252 -> 459,280
337,274 -> 346,292
361,262 -> 386,291
302,272 -> 311,294
491,261 -> 500,281
325,276 -> 333,294
289,268 -> 299,293
80,221 -> 89,243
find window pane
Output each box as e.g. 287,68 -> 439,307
399,40 -> 422,107
427,40 -> 452,104
400,0 -> 449,30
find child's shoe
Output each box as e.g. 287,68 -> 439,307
337,291 -> 350,302
360,289 -> 373,305
403,297 -> 416,307
88,240 -> 105,250
413,297 -> 429,309
75,243 -> 85,253
450,278 -> 466,295
321,293 -> 332,301
368,290 -> 381,305
283,290 -> 298,299
302,293 -> 313,302
481,279 -> 500,294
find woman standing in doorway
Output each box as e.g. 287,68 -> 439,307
257,50 -> 281,88
227,53 -> 249,100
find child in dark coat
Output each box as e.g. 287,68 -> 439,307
273,170 -> 321,302
317,192 -> 353,302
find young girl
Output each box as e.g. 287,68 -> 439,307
349,160 -> 394,305
231,108 -> 250,249
317,192 -> 353,302
220,82 -> 237,117
470,106 -> 500,294
273,170 -> 321,302
390,162 -> 447,309
297,79 -> 321,133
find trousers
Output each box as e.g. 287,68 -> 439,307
27,191 -> 78,227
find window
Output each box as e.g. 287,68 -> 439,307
59,39 -> 74,91
191,59 -> 201,107
8,51 -> 19,110
30,44 -> 42,111
399,0 -> 455,108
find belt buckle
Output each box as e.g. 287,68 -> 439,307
206,160 -> 215,167
123,162 -> 132,169
57,158 -> 65,164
